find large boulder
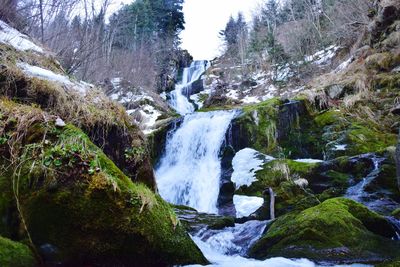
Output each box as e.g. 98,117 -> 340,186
249,198 -> 399,263
0,101 -> 207,267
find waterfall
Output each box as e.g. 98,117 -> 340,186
156,110 -> 237,214
170,60 -> 210,115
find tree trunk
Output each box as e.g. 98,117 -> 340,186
269,187 -> 275,220
39,0 -> 44,42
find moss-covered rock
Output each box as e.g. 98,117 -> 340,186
0,101 -> 207,266
174,205 -> 235,233
392,208 -> 400,219
236,159 -> 321,217
0,44 -> 156,191
249,198 -> 399,262
0,236 -> 36,267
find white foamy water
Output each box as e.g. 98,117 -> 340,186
170,60 -> 210,115
156,110 -> 237,213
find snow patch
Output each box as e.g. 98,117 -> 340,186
335,58 -> 352,73
138,105 -> 162,134
226,89 -> 240,100
241,96 -> 260,104
17,62 -> 90,94
294,159 -> 324,164
333,144 -> 347,151
305,45 -> 339,65
0,20 -> 43,53
233,195 -> 264,218
231,148 -> 274,189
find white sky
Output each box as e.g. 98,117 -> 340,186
107,0 -> 263,60
181,0 -> 263,60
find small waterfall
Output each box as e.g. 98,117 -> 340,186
195,220 -> 269,256
170,60 -> 210,115
345,155 -> 384,203
156,110 -> 237,214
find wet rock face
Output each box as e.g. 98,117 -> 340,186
277,100 -> 307,141
88,123 -> 157,191
396,132 -> 400,191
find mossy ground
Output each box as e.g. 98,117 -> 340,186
0,236 -> 36,267
0,100 -> 207,266
249,198 -> 399,262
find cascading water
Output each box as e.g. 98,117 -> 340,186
169,60 -> 210,115
156,110 -> 237,214
156,61 -> 374,267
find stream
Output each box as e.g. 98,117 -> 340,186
155,61 -> 374,267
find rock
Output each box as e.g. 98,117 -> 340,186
0,236 -> 36,267
249,198 -> 400,262
391,104 -> 400,115
396,131 -> 400,192
325,84 -> 345,99
174,206 -> 235,233
0,102 -> 207,267
55,117 -> 66,127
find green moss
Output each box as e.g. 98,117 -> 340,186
0,105 -> 207,266
0,236 -> 36,267
234,98 -> 282,154
347,124 -> 397,154
249,198 -> 399,261
323,170 -> 351,187
314,110 -> 342,127
236,159 -> 320,216
392,209 -> 400,219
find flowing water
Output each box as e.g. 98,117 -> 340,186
156,62 -> 373,267
169,60 -> 210,115
156,110 -> 237,214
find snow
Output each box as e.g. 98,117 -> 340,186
333,144 -> 347,151
226,89 -> 240,100
111,77 -> 122,89
335,58 -> 352,73
0,20 -> 43,53
231,148 -> 274,189
233,195 -> 264,218
17,62 -> 90,94
294,159 -> 324,164
392,66 -> 400,73
261,84 -> 278,101
55,118 -> 66,127
160,92 -> 167,100
305,45 -> 339,65
241,96 -> 260,104
272,65 -> 294,82
110,91 -> 154,105
138,105 -> 162,134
